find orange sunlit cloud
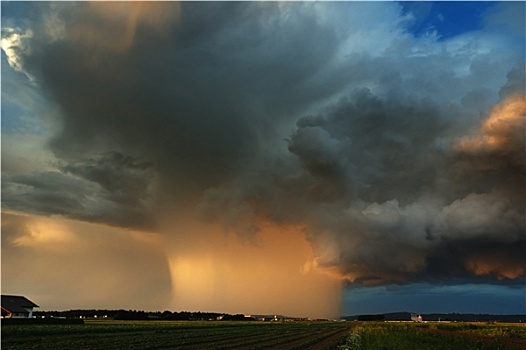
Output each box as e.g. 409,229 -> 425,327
465,258 -> 525,281
455,94 -> 525,153
11,216 -> 74,248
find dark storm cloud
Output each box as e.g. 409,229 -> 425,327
27,2 -> 346,189
2,2 -> 524,287
1,1 -> 348,227
2,152 -> 157,230
200,71 -> 524,286
293,88 -> 447,205
290,77 -> 524,285
61,152 -> 155,205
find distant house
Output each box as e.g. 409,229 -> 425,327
411,313 -> 423,322
1,295 -> 39,318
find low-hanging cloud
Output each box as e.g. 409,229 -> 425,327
2,152 -> 158,230
2,1 -> 524,300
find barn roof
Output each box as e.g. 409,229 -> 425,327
1,295 -> 39,313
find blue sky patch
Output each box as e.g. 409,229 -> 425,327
401,1 -> 497,40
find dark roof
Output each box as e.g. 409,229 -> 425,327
1,295 -> 39,313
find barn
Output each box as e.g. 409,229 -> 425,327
1,295 -> 39,318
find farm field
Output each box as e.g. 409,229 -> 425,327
339,322 -> 526,350
2,320 -> 525,349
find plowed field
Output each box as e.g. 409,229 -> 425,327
1,321 -> 351,350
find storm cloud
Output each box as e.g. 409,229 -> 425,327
2,1 -> 524,308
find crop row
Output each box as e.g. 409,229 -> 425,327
1,321 -> 351,350
339,322 -> 526,350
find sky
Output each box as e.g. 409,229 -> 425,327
1,1 -> 524,319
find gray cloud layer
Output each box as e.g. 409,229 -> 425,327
2,152 -> 157,230
2,2 -> 524,286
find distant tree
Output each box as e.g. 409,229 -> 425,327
221,314 -> 255,321
357,314 -> 385,321
161,310 -> 174,320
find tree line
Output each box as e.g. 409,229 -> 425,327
33,309 -> 255,321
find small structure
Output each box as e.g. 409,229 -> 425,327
410,313 -> 423,322
1,295 -> 39,318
